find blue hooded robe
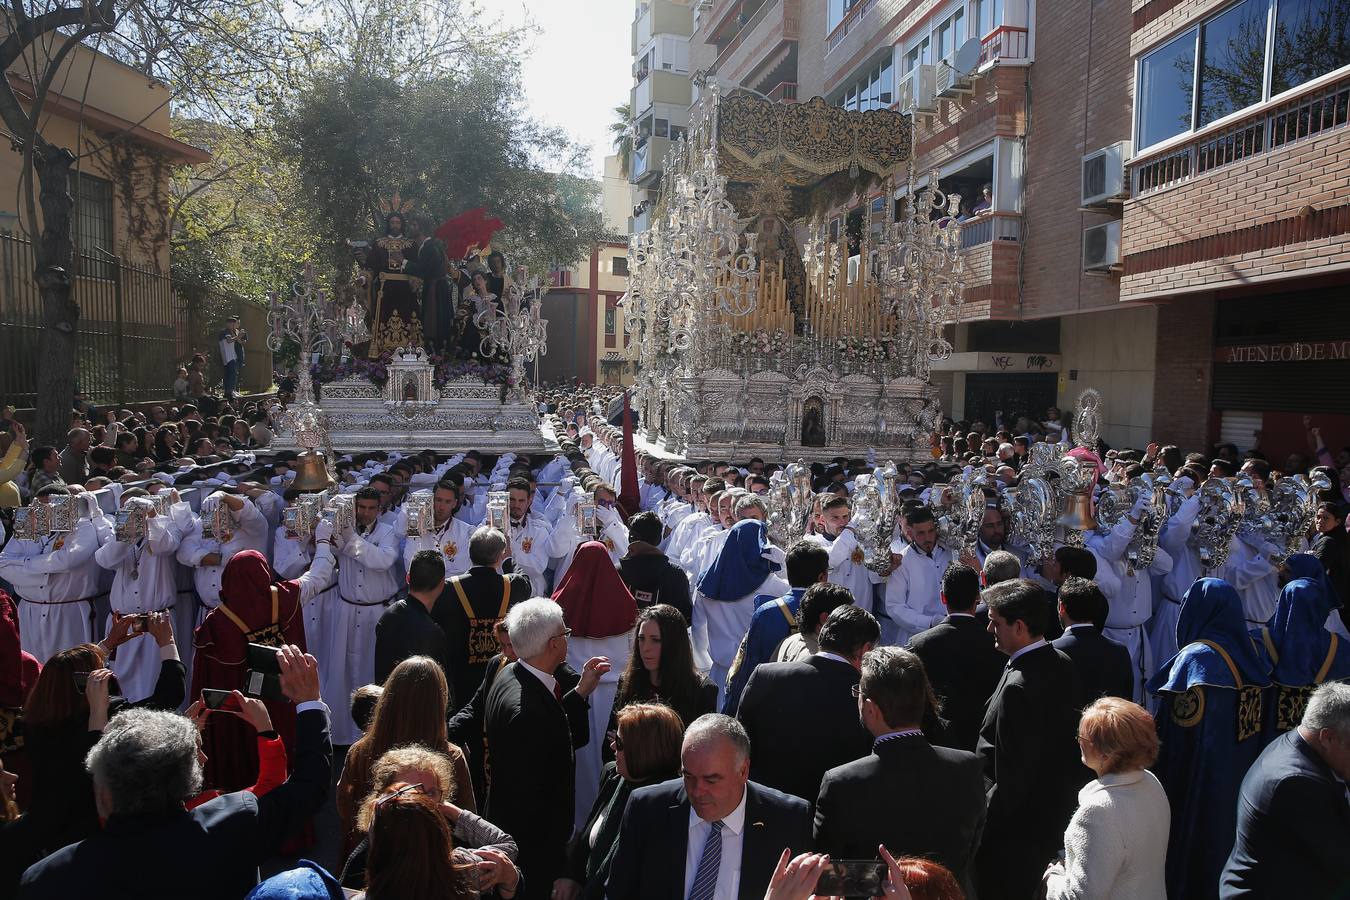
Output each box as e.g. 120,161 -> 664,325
1148,577 -> 1272,900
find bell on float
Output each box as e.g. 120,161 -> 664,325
291,451 -> 333,492
1056,490 -> 1096,536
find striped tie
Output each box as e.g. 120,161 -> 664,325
688,819 -> 724,900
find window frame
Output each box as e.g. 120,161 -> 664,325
1133,0 -> 1350,155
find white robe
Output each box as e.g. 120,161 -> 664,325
692,572 -> 790,707
0,518 -> 101,666
567,630 -> 633,834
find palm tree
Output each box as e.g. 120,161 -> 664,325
610,103 -> 633,178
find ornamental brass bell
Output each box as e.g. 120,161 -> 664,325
1056,490 -> 1096,536
291,451 -> 333,492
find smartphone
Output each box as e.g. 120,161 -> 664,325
815,860 -> 887,898
201,688 -> 241,711
129,613 -> 152,634
72,672 -> 121,696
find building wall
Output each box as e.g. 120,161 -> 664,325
1057,305 -> 1157,449
1021,0 -> 1132,318
602,155 -> 633,234
1149,295 -> 1215,450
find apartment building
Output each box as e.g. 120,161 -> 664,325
1122,0 -> 1350,460
539,156 -> 638,387
630,0 -> 696,233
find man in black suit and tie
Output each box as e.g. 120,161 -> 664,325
1051,576 -> 1133,704
1221,682 -> 1350,898
484,598 -> 609,900
735,605 -> 879,803
814,646 -> 986,897
607,713 -> 813,900
975,579 -> 1084,900
906,562 -> 1006,751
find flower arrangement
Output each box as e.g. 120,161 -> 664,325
310,351 -> 512,390
311,356 -> 390,387
729,329 -> 791,358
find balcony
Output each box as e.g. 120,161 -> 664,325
632,70 -> 691,116
825,0 -> 875,54
959,211 -> 1022,249
766,81 -> 798,102
633,0 -> 694,54
978,25 -> 1029,67
632,137 -> 673,184
710,0 -> 799,86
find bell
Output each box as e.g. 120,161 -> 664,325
291,451 -> 333,492
1056,490 -> 1096,536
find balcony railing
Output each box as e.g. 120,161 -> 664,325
1132,72 -> 1350,197
711,0 -> 797,75
978,26 -> 1029,66
766,81 -> 798,102
959,212 -> 1022,249
825,0 -> 876,53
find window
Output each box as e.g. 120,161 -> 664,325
76,173 -> 114,278
1196,0 -> 1266,128
670,125 -> 688,141
904,36 -> 931,74
1272,0 -> 1350,95
937,9 -> 965,61
613,256 -> 630,276
879,57 -> 894,105
1138,29 -> 1198,148
828,0 -> 863,32
1136,0 -> 1350,152
605,308 -> 617,335
655,118 -> 669,137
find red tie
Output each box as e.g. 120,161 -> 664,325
553,681 -> 563,703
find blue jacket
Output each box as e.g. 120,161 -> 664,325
721,588 -> 806,715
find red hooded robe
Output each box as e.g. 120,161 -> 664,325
551,542 -> 638,639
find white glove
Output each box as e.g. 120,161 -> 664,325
314,518 -> 334,544
595,505 -> 620,528
1130,495 -> 1150,518
1172,475 -> 1195,494
1178,494 -> 1201,518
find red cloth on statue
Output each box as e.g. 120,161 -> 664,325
189,550 -> 307,793
551,542 -> 638,639
435,207 -> 504,261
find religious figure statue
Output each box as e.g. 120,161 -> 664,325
801,397 -> 826,447
360,206 -> 425,358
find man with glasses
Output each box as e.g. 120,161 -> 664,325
485,598 -> 608,900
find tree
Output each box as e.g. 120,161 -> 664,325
611,103 -> 633,178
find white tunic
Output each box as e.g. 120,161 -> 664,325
322,521 -> 400,745
508,513 -> 551,596
402,515 -> 475,577
547,507 -> 628,591
805,530 -> 880,617
692,572 -> 790,707
175,496 -> 269,623
94,513 -> 184,702
273,525 -> 337,661
0,518 -> 102,666
884,542 -> 954,647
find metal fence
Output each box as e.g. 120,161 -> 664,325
0,232 -> 263,408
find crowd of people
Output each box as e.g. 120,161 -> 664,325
0,398 -> 1348,900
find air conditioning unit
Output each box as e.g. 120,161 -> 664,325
935,61 -> 973,98
1083,220 -> 1122,273
1081,141 -> 1132,207
898,65 -> 937,115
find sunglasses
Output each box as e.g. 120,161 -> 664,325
611,733 -> 625,752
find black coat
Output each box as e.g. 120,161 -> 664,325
373,596 -> 453,686
1220,729 -> 1350,899
814,734 -> 986,897
618,548 -> 692,624
603,673 -> 717,764
736,655 -> 872,804
432,566 -> 531,714
1052,624 -> 1134,705
19,706 -> 331,900
906,614 -> 1006,751
563,762 -> 666,899
484,661 -> 590,900
606,779 -> 813,900
974,643 -> 1084,900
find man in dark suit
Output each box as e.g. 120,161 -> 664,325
434,526 -> 532,713
1051,576 -> 1133,704
1221,682 -> 1350,898
607,713 -> 813,900
485,598 -> 607,900
736,605 -> 878,803
20,646 -> 330,900
374,549 -> 454,683
815,646 -> 986,897
906,562 -> 1006,750
975,579 -> 1084,900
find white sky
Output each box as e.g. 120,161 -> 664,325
503,0 -> 636,178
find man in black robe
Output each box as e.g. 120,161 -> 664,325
405,216 -> 465,355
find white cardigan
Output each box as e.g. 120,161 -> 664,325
1044,769 -> 1171,900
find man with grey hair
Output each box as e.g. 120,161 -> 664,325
732,492 -> 769,522
982,549 -> 1023,587
608,712 -> 813,900
19,645 -> 330,900
1221,681 -> 1350,897
485,598 -> 608,900
434,525 -> 531,715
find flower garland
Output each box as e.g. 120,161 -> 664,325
728,329 -> 791,358
310,351 -> 512,389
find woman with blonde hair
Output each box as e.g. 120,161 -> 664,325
336,656 -> 474,851
340,745 -> 518,893
1043,696 -> 1169,899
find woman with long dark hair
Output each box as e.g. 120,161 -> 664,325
1310,502 -> 1350,628
336,656 -> 475,853
604,604 -> 715,763
152,426 -> 181,463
